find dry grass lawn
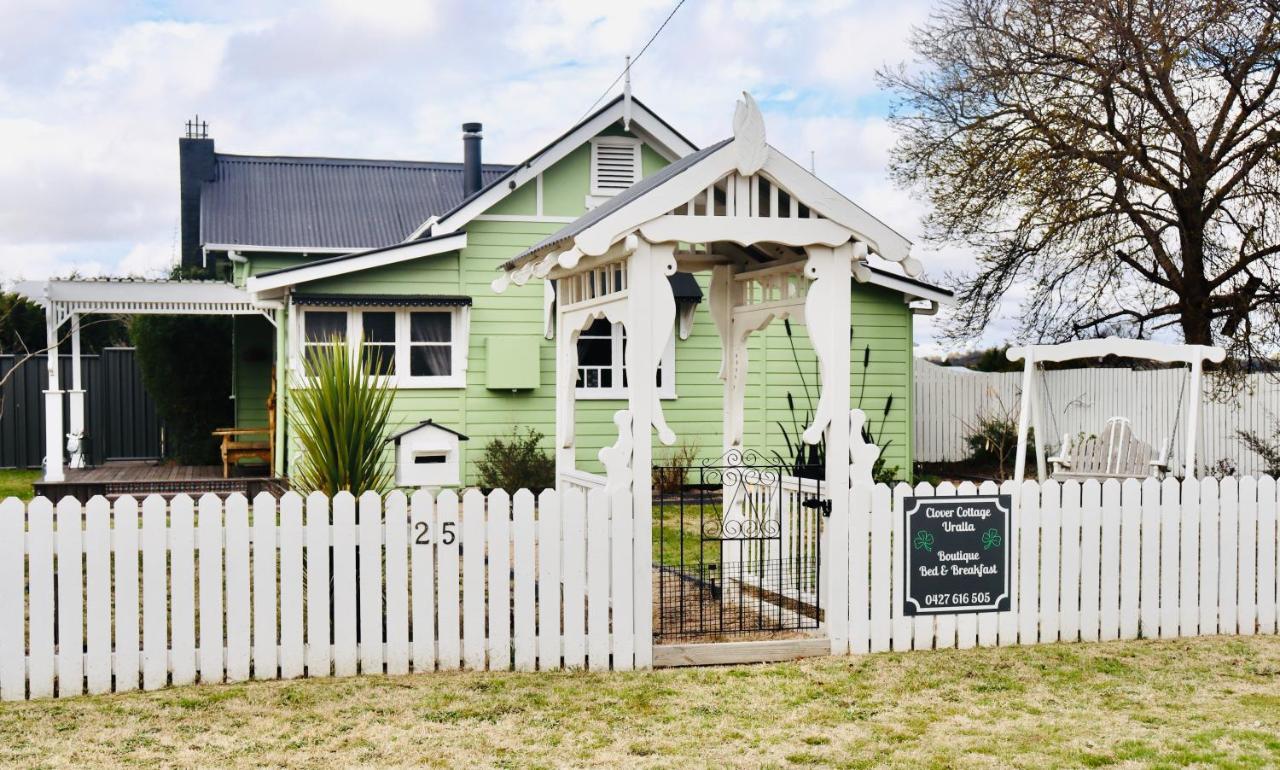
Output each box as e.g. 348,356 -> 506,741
2,635 -> 1280,768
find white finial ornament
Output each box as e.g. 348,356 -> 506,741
732,91 -> 767,176
622,56 -> 633,131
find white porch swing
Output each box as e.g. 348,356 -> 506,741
1008,338 -> 1226,484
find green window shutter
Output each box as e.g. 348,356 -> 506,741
486,336 -> 541,390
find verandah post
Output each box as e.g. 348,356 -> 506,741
43,301 -> 64,482
68,313 -> 86,469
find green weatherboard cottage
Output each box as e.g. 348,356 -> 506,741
181,94 -> 951,487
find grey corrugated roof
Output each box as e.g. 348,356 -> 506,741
501,137 -> 734,271
201,155 -> 511,250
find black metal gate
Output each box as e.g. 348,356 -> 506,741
654,450 -> 826,643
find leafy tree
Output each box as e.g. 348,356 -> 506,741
881,0 -> 1280,362
130,314 -> 233,464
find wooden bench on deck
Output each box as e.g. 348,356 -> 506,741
212,382 -> 276,479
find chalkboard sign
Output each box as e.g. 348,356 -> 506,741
903,495 -> 1011,615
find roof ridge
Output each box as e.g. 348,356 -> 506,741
214,153 -> 513,170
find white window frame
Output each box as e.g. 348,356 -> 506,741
575,319 -> 676,401
293,305 -> 469,389
587,136 -> 643,206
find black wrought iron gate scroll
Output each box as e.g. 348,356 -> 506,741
653,450 -> 825,643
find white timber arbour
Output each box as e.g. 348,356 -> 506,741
13,279 -> 281,483
1008,337 -> 1227,484
494,93 -> 927,660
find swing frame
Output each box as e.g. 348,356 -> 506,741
1006,337 -> 1226,484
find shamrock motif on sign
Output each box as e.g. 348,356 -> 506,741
913,530 -> 934,552
981,528 -> 1002,550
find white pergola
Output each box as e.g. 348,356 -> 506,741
495,94 -> 925,659
14,278 -> 281,482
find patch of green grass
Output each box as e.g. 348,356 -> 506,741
0,468 -> 39,501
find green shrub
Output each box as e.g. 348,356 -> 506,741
130,314 -> 233,464
963,413 -> 1035,478
1237,425 -> 1280,477
289,335 -> 394,496
476,428 -> 555,492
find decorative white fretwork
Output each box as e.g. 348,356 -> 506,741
801,244 -> 851,446
598,409 -> 634,495
849,409 -> 882,486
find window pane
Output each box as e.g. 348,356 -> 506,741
410,312 -> 451,343
362,312 -> 396,343
362,344 -> 395,376
584,318 -> 612,336
410,345 -> 452,377
578,337 -> 612,366
305,311 -> 346,342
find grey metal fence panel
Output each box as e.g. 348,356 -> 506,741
0,348 -> 161,468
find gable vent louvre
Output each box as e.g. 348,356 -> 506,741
590,138 -> 641,197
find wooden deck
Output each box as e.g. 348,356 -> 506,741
34,461 -> 285,501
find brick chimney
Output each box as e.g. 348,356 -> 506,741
179,116 -> 215,270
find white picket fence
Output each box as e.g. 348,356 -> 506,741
914,359 -> 1280,475
0,488 -> 639,701
842,476 -> 1280,652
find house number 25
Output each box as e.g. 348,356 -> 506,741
413,521 -> 456,546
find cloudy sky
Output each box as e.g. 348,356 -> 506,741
0,0 -> 1007,353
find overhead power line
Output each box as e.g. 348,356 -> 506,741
576,0 -> 689,122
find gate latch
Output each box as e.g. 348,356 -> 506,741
802,497 -> 833,517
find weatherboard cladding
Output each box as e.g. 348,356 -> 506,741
201,155 -> 511,250
504,137 -> 734,269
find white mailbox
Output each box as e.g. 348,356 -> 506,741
387,420 -> 469,488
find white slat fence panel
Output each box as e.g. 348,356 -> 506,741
1238,476 -> 1258,635
280,493 -> 305,679
890,483 -> 912,650
84,496 -> 111,694
512,490 -> 537,672
253,492 -> 278,680
1198,478 -> 1221,636
358,492 -> 385,675
305,492 -> 331,678
197,494 -> 224,684
409,490 -> 435,672
384,491 -> 410,676
462,490 -> 487,671
55,497 -> 84,697
977,481 -> 1001,646
561,487 -> 587,669
225,494 -> 251,683
1099,480 -> 1122,641
1018,480 -> 1040,645
140,495 -> 166,692
1139,478 -> 1161,639
848,483 -> 872,653
1078,481 -> 1102,643
869,483 -> 892,652
487,490 -> 512,671
1119,479 -> 1142,640
1178,479 -> 1201,636
1058,481 -> 1082,642
1039,480 -> 1062,643
436,490 -> 461,671
1220,478 -> 1240,635
912,481 -> 937,649
586,488 -> 610,670
113,496 -> 140,694
0,498 -> 23,700
537,489 -> 562,670
169,495 -> 197,687
610,488 -> 634,671
332,492 -> 358,677
1258,476 -> 1278,635
1158,478 -> 1181,639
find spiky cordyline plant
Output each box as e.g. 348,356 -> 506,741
289,335 -> 394,496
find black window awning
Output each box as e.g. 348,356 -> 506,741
292,293 -> 472,308
669,272 -> 703,304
